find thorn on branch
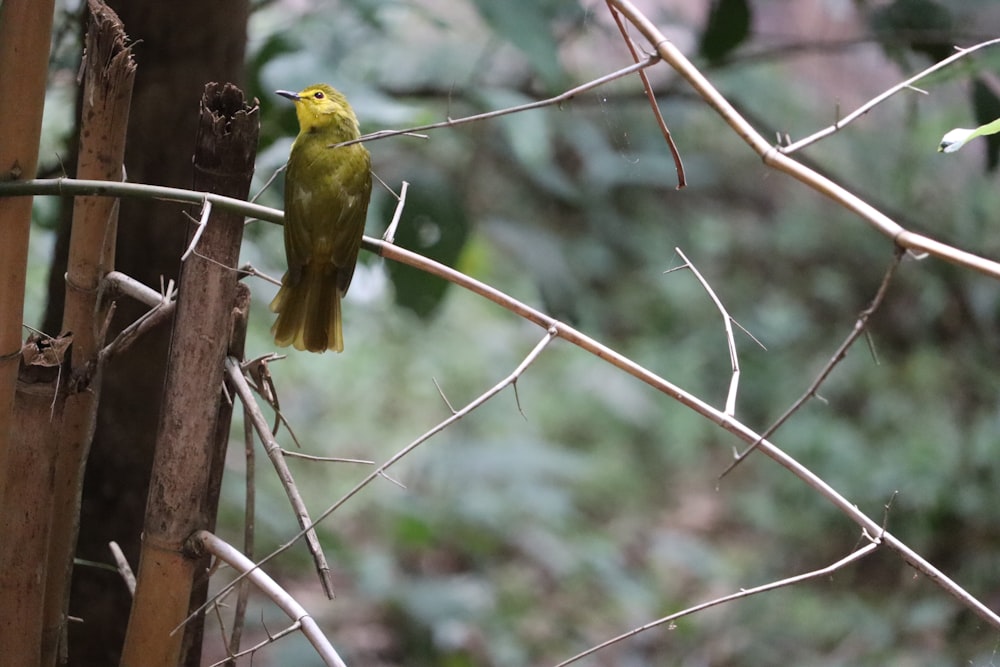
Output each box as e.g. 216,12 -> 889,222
433,377 -> 457,414
512,377 -> 527,420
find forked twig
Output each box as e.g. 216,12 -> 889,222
193,531 -> 347,667
719,248 -> 904,480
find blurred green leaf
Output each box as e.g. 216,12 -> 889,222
469,0 -> 570,89
869,0 -> 953,63
699,0 -> 752,65
246,32 -> 300,148
386,170 -> 471,319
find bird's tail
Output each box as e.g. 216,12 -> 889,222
269,263 -> 343,353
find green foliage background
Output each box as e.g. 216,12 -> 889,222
29,0 -> 1000,664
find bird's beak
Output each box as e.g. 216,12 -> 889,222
276,90 -> 300,101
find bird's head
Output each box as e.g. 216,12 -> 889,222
276,84 -> 360,138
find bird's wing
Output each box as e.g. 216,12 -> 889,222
327,147 -> 372,294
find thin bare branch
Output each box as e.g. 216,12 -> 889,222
226,400 -> 256,666
6,170 -> 1000,282
333,56 -> 661,149
207,620 -> 302,667
369,239 -> 1000,630
0,178 -> 282,224
250,162 -> 286,204
280,450 -> 374,465
237,263 -> 282,287
553,538 -> 881,667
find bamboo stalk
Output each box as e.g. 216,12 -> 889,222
2,346 -> 69,666
181,282 -> 251,667
0,0 -> 57,514
119,83 -> 258,667
0,0 -> 59,660
39,4 -> 135,664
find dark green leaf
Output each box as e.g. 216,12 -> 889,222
972,77 -> 1000,171
470,0 -> 568,89
869,0 -> 953,63
698,0 -> 752,65
386,171 -> 471,319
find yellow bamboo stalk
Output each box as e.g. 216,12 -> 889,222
0,0 -> 56,504
40,3 -> 135,664
0,0 -> 59,661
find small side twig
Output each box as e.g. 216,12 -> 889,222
280,450 -> 374,465
605,0 -> 686,188
108,541 -> 136,597
241,352 -> 297,441
381,180 -> 408,244
668,247 -> 762,416
781,38 -> 1000,154
225,400 -> 256,666
432,377 -> 457,414
181,198 -> 211,261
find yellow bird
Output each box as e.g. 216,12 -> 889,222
270,83 -> 372,353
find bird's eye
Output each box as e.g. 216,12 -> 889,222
314,91 -> 325,99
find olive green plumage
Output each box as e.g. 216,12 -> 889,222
270,83 -> 372,353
